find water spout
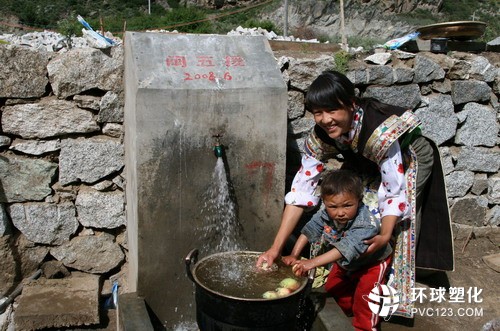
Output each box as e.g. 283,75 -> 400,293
212,134 -> 224,158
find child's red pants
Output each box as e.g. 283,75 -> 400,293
324,255 -> 393,331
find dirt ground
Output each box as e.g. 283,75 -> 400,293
81,227 -> 499,331
381,227 -> 500,331
33,227 -> 498,331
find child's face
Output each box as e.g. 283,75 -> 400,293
311,106 -> 354,139
323,192 -> 360,224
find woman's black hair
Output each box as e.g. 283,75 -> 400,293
305,70 -> 356,112
320,169 -> 364,201
305,70 -> 400,115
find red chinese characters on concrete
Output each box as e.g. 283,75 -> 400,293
165,55 -> 187,68
165,55 -> 246,81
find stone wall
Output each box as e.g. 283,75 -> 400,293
280,50 -> 500,230
0,40 -> 499,321
0,45 -> 126,297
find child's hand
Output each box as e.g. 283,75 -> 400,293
291,259 -> 314,277
281,255 -> 298,266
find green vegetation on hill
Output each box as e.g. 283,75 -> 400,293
0,0 -> 280,37
0,0 -> 497,44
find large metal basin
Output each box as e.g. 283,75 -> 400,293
185,249 -> 314,330
417,21 -> 487,40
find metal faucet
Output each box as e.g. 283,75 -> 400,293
212,134 -> 223,158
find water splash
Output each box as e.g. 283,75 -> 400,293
199,157 -> 246,255
173,321 -> 198,331
214,77 -> 222,90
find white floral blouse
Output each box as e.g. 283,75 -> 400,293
285,107 -> 410,219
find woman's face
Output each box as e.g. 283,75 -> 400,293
311,105 -> 354,139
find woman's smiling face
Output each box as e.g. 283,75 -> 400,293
311,105 -> 354,139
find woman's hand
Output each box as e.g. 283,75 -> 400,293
364,216 -> 397,254
256,249 -> 280,268
364,233 -> 391,255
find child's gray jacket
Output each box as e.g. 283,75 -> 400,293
301,203 -> 393,271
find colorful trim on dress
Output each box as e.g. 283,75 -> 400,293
387,145 -> 417,318
363,111 -> 421,164
349,106 -> 364,153
304,129 -> 341,162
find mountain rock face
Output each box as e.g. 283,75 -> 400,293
181,0 -> 444,40
179,0 -> 260,9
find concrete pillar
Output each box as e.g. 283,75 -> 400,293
124,32 -> 288,328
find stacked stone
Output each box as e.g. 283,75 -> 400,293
0,37 -> 499,328
227,25 -> 321,43
278,50 -> 500,228
0,30 -> 122,52
0,31 -> 89,52
0,43 -> 126,311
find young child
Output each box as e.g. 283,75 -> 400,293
258,70 -> 454,318
282,169 -> 392,331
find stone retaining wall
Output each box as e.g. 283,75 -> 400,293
0,45 -> 126,297
0,41 -> 498,315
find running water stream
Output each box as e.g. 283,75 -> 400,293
199,156 -> 246,255
178,156 -> 313,331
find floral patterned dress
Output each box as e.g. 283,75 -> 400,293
285,105 -> 423,318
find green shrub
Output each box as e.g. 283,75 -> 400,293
57,18 -> 81,38
162,7 -> 212,33
334,50 -> 351,74
347,35 -> 386,50
167,0 -> 181,9
396,9 -> 439,27
242,19 -> 277,33
211,0 -> 280,34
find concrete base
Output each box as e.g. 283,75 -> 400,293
311,291 -> 353,331
124,32 -> 288,328
14,274 -> 100,330
117,293 -> 154,331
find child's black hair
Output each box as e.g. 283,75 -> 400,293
320,169 -> 364,200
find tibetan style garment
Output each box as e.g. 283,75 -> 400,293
304,101 -> 454,318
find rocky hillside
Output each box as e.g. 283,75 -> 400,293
180,0 -> 443,40
0,0 -> 497,44
181,0 -> 497,42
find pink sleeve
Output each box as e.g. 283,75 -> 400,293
284,155 -> 324,207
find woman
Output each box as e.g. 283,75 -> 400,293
257,70 -> 454,318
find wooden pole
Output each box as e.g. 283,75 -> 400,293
100,16 -> 104,36
284,0 -> 289,37
340,0 -> 347,50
